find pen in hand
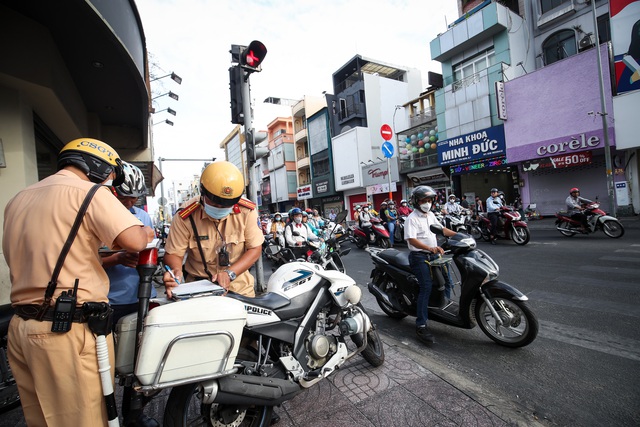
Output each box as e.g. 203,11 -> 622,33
164,265 -> 181,284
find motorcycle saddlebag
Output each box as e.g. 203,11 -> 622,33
134,296 -> 247,387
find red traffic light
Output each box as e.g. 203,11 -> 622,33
240,41 -> 267,73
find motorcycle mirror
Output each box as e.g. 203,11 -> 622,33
430,223 -> 444,236
335,210 -> 348,224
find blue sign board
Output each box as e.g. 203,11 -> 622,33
437,125 -> 506,166
381,141 -> 394,158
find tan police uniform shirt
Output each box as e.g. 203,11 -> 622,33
164,197 -> 264,297
3,170 -> 143,306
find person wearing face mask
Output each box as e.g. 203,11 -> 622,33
405,186 -> 457,345
163,161 -> 263,298
397,199 -> 413,216
284,208 -> 319,259
358,203 -> 374,243
269,213 -> 286,246
3,138 -> 153,426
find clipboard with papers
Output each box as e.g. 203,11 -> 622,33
170,279 -> 225,300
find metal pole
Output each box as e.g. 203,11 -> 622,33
388,157 -> 392,201
241,70 -> 265,292
158,157 -> 165,228
591,0 -> 616,216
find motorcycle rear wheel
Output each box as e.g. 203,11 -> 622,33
351,304 -> 385,367
374,279 -> 408,319
602,220 -> 624,238
511,226 -> 530,245
163,347 -> 273,427
557,220 -> 576,237
474,297 -> 538,348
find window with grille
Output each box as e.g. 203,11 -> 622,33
542,30 -> 577,65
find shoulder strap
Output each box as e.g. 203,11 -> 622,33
38,184 -> 102,319
188,215 -> 214,281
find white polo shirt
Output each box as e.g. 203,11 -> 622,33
404,209 -> 438,252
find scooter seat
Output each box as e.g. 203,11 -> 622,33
227,291 -> 291,311
378,249 -> 412,272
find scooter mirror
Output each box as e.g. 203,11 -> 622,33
430,223 -> 444,236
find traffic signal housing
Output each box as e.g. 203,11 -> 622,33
229,66 -> 244,125
240,41 -> 267,73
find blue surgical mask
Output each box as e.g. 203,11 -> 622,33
204,204 -> 233,220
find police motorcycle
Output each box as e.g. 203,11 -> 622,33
0,305 -> 20,414
114,243 -> 385,427
366,224 -> 538,348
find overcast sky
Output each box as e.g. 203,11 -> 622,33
136,0 -> 459,205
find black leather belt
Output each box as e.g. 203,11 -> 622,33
14,304 -> 86,323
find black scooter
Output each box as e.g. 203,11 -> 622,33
366,224 -> 538,347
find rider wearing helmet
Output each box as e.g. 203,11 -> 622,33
397,199 -> 413,216
284,207 -> 319,257
383,201 -> 398,247
4,138 -> 152,426
566,187 -> 591,230
163,161 -> 264,297
443,194 -> 462,229
486,188 -> 503,244
103,162 -> 156,326
270,212 -> 286,246
405,186 -> 457,345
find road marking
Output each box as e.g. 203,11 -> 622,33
600,255 -> 640,263
553,275 -> 638,291
530,290 -> 640,317
580,265 -> 640,276
538,320 -> 640,362
614,249 -> 640,254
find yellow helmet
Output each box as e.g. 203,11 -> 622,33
200,161 -> 244,207
58,138 -> 124,185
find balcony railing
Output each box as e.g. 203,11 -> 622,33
399,152 -> 440,173
409,107 -> 436,128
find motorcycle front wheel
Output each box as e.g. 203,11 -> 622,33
163,347 -> 273,427
351,304 -> 385,367
602,220 -> 624,238
474,297 -> 538,348
510,226 -> 530,245
377,238 -> 390,249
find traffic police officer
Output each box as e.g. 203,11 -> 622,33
163,161 -> 264,298
3,138 -> 153,426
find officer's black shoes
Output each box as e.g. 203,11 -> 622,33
416,325 -> 436,345
271,410 -> 281,425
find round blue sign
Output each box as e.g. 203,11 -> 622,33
381,141 -> 394,158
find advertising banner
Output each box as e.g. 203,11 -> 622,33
611,0 -> 640,94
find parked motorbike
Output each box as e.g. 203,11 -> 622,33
446,209 -> 472,233
146,261 -> 385,426
0,305 -> 20,414
477,206 -> 530,245
366,224 -> 538,347
555,202 -> 624,238
351,217 -> 391,249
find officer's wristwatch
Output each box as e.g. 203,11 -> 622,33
224,269 -> 237,281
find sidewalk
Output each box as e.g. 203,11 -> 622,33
1,332 -> 542,427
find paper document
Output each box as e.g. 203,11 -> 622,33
171,279 -> 225,300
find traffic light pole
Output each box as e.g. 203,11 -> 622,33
240,69 -> 265,293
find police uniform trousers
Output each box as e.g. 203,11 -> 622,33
8,316 -> 115,427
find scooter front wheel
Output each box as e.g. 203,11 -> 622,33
511,226 -> 530,245
474,297 -> 538,348
602,220 -> 624,238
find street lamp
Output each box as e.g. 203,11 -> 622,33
151,72 -> 183,85
152,91 -> 179,101
153,107 -> 177,116
153,119 -> 174,126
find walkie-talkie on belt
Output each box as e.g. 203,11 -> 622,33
51,278 -> 79,333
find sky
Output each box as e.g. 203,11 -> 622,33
135,0 -> 460,209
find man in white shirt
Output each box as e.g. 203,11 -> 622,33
405,186 -> 457,345
485,188 -> 503,244
442,194 -> 462,229
284,207 -> 319,258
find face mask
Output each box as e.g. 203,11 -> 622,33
402,203 -> 407,206
275,217 -> 281,222
204,204 -> 233,220
294,217 -> 302,224
420,202 -> 432,212
364,207 -> 369,211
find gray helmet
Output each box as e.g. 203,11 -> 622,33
410,186 -> 437,209
490,188 -> 499,193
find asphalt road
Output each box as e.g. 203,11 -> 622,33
319,219 -> 640,427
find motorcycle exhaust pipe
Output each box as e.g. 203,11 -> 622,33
211,374 -> 303,406
368,282 -> 395,308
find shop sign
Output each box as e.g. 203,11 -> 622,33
437,125 -> 506,166
522,151 -> 592,171
315,180 -> 329,194
362,161 -> 399,186
340,173 -> 355,185
496,81 -> 507,120
297,184 -> 312,200
536,134 -> 600,156
408,169 -> 449,185
366,182 -> 397,195
449,156 -> 507,174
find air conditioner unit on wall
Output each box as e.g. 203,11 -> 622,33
578,34 -> 594,52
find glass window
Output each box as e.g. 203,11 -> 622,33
597,13 -> 611,43
453,49 -> 495,83
540,0 -> 570,15
543,30 -> 577,65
